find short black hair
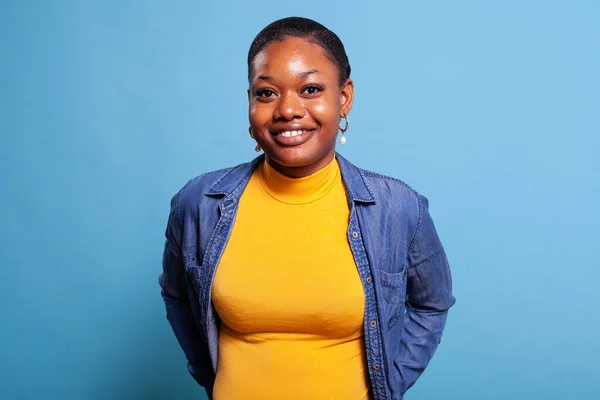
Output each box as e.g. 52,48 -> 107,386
247,17 -> 351,86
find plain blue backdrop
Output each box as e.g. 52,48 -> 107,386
1,1 -> 599,399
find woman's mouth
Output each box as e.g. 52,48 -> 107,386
278,130 -> 310,137
271,129 -> 316,146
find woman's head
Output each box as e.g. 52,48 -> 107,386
248,17 -> 351,87
247,17 -> 354,178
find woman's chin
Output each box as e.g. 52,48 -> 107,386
264,148 -> 335,176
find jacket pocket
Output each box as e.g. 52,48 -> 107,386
379,267 -> 408,330
379,267 -> 408,304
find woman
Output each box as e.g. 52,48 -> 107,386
160,17 -> 455,400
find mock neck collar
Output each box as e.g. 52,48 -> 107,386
258,156 -> 339,205
207,152 -> 376,204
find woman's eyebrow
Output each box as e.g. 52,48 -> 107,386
297,69 -> 319,79
257,75 -> 274,82
256,69 -> 319,82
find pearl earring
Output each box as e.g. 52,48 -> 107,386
339,115 -> 349,144
249,126 -> 261,152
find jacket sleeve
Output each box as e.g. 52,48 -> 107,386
159,190 -> 214,393
397,194 -> 455,395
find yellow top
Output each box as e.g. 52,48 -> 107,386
211,156 -> 372,400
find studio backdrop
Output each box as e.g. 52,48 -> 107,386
1,1 -> 599,399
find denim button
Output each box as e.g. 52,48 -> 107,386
372,364 -> 380,371
369,320 -> 377,328
366,277 -> 372,284
352,231 -> 359,238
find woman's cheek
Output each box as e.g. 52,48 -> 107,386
249,102 -> 264,119
310,103 -> 327,121
312,96 -> 339,123
250,104 -> 270,129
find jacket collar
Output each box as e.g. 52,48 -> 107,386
207,152 -> 376,204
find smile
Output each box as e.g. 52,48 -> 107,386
277,130 -> 311,137
271,128 -> 317,146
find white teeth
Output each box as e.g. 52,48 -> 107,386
280,130 -> 308,137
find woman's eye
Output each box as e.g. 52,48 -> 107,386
256,88 -> 275,98
302,85 -> 324,95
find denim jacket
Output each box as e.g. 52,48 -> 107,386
160,153 -> 455,400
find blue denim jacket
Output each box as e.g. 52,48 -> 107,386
160,153 -> 455,400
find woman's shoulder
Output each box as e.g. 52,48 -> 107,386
360,166 -> 426,213
180,165 -> 238,193
170,158 -> 259,208
352,165 -> 437,236
336,153 -> 417,194
358,166 -> 420,198
338,155 -> 422,202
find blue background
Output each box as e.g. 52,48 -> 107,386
1,1 -> 598,399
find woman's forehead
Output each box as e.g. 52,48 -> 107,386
250,37 -> 337,80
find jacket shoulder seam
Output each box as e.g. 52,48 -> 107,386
172,187 -> 185,235
208,165 -> 243,191
360,169 -> 422,257
180,166 -> 235,194
361,170 -> 420,197
174,166 -> 236,221
406,194 -> 423,259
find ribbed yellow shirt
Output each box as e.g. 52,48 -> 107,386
211,156 -> 372,400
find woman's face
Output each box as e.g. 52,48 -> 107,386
248,36 -> 354,178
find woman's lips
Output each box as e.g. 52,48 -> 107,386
271,129 -> 316,146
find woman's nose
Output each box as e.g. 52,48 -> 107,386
274,91 -> 305,121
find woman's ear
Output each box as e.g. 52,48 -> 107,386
340,78 -> 354,117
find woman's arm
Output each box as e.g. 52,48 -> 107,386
397,194 -> 456,395
159,191 -> 214,391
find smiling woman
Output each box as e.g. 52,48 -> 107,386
159,17 -> 455,400
248,33 -> 353,177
